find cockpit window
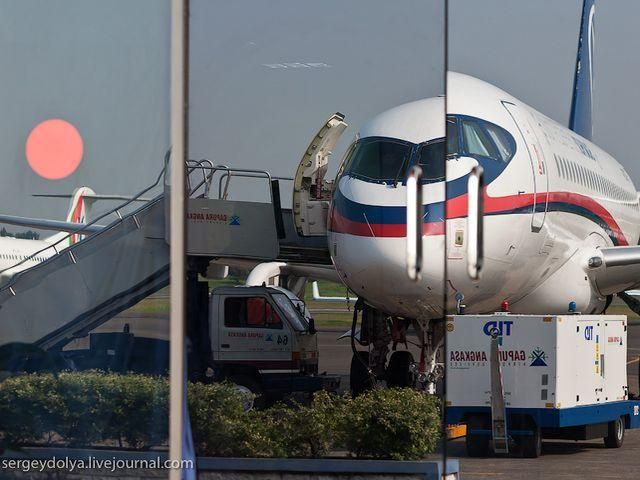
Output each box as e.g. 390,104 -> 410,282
484,123 -> 515,161
460,117 -> 515,162
462,120 -> 500,159
342,137 -> 412,183
446,117 -> 460,156
416,140 -> 445,182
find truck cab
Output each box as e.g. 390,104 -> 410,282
209,285 -> 338,402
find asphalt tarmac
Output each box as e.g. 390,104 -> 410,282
318,324 -> 640,479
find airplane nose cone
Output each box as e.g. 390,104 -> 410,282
328,180 -> 446,319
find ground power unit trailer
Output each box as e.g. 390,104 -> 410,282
446,314 -> 640,457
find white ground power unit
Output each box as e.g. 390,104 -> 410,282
445,314 -> 640,457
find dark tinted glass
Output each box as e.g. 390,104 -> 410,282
417,140 -> 446,182
446,117 -> 460,155
343,138 -> 412,182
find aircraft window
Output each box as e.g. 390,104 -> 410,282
461,120 -> 500,160
484,123 -> 515,161
342,137 -> 412,183
416,140 -> 446,183
446,117 -> 460,155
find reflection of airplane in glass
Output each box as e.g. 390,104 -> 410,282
248,0 -> 640,390
0,187 -> 99,282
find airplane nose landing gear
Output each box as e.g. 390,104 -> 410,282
347,299 -> 444,395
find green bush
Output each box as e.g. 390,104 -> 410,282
116,373 -> 168,448
0,373 -> 64,447
0,372 -> 169,450
187,381 -> 277,457
339,388 -> 441,460
0,374 -> 441,459
265,391 -> 347,458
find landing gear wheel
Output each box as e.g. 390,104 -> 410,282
520,426 -> 542,458
350,351 -> 373,396
604,416 -> 625,448
229,375 -> 264,409
386,351 -> 415,388
465,415 -> 490,457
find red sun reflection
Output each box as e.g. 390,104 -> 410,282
25,119 -> 84,180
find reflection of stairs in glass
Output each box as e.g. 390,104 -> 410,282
0,170 -> 334,352
0,195 -> 169,350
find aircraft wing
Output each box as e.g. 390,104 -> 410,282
589,246 -> 640,295
0,214 -> 103,234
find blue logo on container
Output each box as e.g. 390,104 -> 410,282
529,347 -> 547,367
483,320 -> 513,337
229,215 -> 241,226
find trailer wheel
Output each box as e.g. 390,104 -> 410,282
350,351 -> 373,396
387,351 -> 415,388
604,416 -> 625,448
520,426 -> 542,458
465,415 -> 490,457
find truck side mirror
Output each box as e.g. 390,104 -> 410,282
308,316 -> 317,335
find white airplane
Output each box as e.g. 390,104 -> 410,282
328,0 -> 634,319
282,0 -> 640,389
0,187 -> 96,282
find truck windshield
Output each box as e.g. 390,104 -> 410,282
271,293 -> 309,331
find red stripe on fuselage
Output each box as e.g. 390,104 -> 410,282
330,190 -> 628,245
330,208 -> 444,237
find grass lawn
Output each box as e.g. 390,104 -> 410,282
126,278 -> 355,327
126,278 -> 640,327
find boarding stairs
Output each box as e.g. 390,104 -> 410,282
0,159 -> 331,352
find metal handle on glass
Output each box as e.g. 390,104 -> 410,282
406,165 -> 423,281
467,165 -> 484,280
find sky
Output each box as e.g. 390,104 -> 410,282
0,0 -> 638,221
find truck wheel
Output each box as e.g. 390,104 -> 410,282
387,351 -> 415,388
465,415 -> 490,457
604,416 -> 625,448
520,426 -> 542,458
229,375 -> 265,409
350,351 -> 373,396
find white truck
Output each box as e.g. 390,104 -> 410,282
208,285 -> 340,403
446,313 -> 640,457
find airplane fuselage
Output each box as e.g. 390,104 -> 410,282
0,237 -> 56,283
328,73 -> 640,320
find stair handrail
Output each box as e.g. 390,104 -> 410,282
0,151 -> 170,285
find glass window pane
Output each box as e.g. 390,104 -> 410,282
0,0 -> 172,469
187,0 -> 447,473
462,120 -> 500,159
417,140 -> 446,182
343,138 -> 412,183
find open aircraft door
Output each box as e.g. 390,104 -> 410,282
292,113 -> 347,236
502,101 -> 549,232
